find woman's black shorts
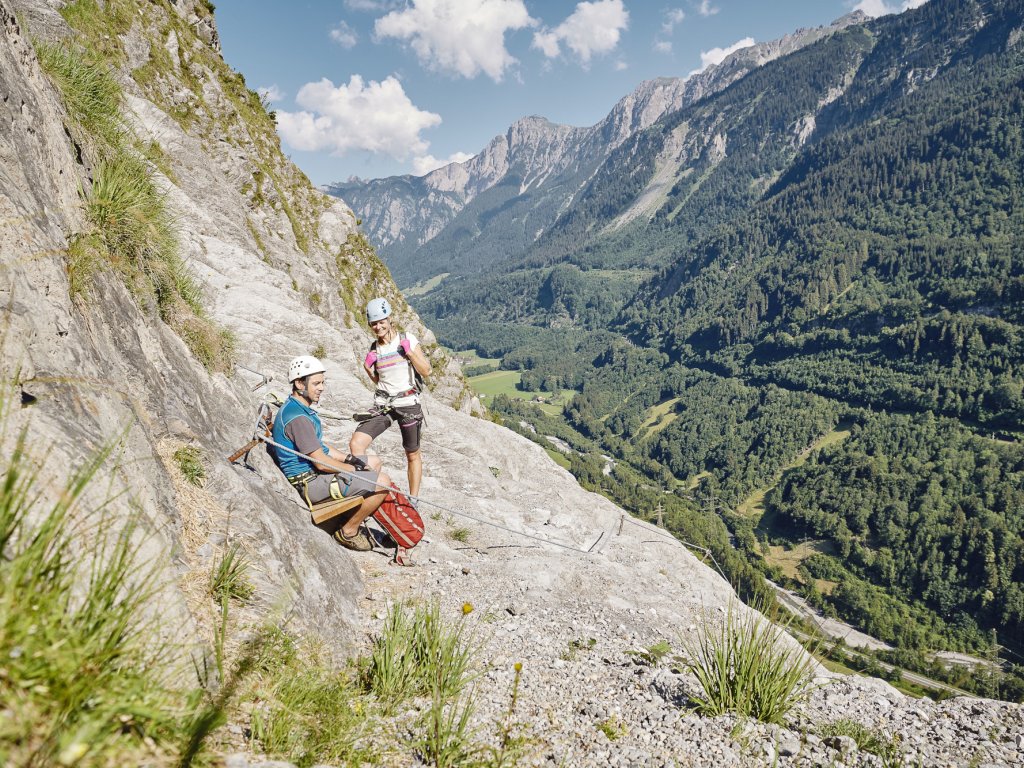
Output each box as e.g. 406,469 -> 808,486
354,404 -> 423,453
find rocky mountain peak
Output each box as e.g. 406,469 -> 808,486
330,10 -> 871,285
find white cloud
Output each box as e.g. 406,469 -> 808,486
852,0 -> 928,17
375,0 -> 536,82
276,75 -> 442,160
655,7 -> 684,54
532,0 -> 629,65
330,20 -> 358,48
412,150 -> 475,175
345,0 -> 402,11
661,8 -> 685,35
689,36 -> 755,75
614,58 -> 628,70
257,84 -> 284,103
697,0 -> 719,16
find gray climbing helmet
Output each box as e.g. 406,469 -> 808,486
366,297 -> 392,323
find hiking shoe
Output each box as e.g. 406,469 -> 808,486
334,526 -> 372,552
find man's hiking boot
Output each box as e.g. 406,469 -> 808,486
334,526 -> 372,552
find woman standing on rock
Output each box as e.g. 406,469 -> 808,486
349,297 -> 432,504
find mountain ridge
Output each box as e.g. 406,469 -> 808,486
329,12 -> 867,287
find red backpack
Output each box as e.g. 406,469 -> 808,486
373,483 -> 424,566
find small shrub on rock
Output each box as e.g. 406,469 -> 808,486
681,600 -> 816,724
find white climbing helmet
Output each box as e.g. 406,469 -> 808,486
288,355 -> 326,383
366,297 -> 392,323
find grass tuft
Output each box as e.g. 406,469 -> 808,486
86,153 -> 184,303
36,18 -> 236,375
35,41 -> 123,151
680,600 -> 816,724
596,716 -> 627,741
65,232 -> 106,300
819,719 -> 903,764
209,542 -> 255,603
0,387 -> 221,766
363,600 -> 476,713
173,445 -> 206,486
245,628 -> 381,767
418,684 -> 479,768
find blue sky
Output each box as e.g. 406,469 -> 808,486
215,0 -> 926,186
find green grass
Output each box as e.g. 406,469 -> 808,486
454,349 -> 502,367
173,445 -> 206,486
59,0 -> 133,64
87,153 -> 187,303
818,719 -> 903,764
210,543 -> 255,603
418,684 -> 480,768
35,41 -> 123,151
469,369 -> 524,397
38,5 -> 237,375
246,628 -> 382,767
680,600 -> 816,724
468,370 -> 576,414
737,420 -> 854,519
448,526 -> 472,544
764,541 -> 836,582
681,470 -> 711,490
0,389 -> 219,766
406,272 -> 450,297
65,232 -> 106,300
595,716 -> 627,741
543,446 -> 571,469
362,600 -> 476,714
638,397 -> 680,434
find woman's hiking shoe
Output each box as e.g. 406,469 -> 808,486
334,526 -> 372,551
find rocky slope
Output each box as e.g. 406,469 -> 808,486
328,12 -> 867,287
1,1 -> 1021,766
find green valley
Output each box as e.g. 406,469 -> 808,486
383,0 -> 1024,700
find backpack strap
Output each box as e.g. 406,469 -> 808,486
370,332 -> 423,395
400,332 -> 424,394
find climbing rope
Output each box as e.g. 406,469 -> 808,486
231,397 -> 726,561
617,515 -> 731,583
249,430 -> 606,555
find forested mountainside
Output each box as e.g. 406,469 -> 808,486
328,14 -> 863,288
368,0 -> 1024,698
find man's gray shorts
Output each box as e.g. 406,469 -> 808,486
303,468 -> 380,505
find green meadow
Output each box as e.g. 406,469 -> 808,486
466,369 -> 576,416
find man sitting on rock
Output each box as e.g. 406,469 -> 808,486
269,355 -> 391,552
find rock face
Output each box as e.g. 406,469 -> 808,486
1,1 -> 1021,766
328,13 -> 867,287
1,0 -> 460,651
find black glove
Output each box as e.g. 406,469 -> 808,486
344,453 -> 368,471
